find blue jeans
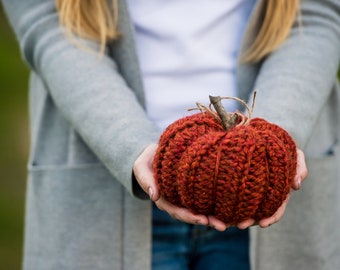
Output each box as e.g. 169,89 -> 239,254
152,204 -> 250,270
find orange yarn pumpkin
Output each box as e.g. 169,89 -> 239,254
153,112 -> 223,206
153,96 -> 297,224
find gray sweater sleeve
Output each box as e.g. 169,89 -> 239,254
1,0 -> 160,197
242,0 -> 340,149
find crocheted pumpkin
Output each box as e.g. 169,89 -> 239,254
153,95 -> 297,224
153,112 -> 224,206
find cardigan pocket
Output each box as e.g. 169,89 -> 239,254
24,164 -> 125,270
28,162 -> 104,172
290,142 -> 340,268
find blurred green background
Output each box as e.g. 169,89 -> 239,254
1,3 -> 340,270
0,4 -> 29,270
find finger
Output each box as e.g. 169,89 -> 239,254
237,218 -> 256,230
292,148 -> 308,190
155,197 -> 209,226
135,169 -> 159,201
133,144 -> 160,200
207,216 -> 229,231
258,193 -> 290,228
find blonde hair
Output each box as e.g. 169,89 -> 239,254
242,0 -> 300,63
55,0 -> 119,54
55,0 -> 299,63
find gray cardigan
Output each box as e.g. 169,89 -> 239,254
2,0 -> 340,269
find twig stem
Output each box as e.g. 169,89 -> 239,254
209,96 -> 238,131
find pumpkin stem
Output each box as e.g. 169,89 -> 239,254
209,92 -> 256,131
209,96 -> 238,131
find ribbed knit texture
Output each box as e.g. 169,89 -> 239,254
153,112 -> 297,224
153,112 -> 223,205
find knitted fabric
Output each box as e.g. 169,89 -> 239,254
153,112 -> 223,205
153,112 -> 297,224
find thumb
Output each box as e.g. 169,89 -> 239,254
292,148 -> 308,190
133,144 -> 160,201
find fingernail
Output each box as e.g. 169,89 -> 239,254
296,176 -> 302,190
148,187 -> 154,200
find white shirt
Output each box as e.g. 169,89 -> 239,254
127,0 -> 255,130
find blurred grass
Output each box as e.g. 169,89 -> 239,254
0,4 -> 29,270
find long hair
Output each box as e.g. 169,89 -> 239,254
55,0 -> 300,63
241,0 -> 300,63
55,0 -> 119,54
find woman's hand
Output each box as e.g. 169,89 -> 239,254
133,144 -> 228,231
134,145 -> 307,231
236,148 -> 308,229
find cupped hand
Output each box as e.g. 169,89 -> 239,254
133,145 -> 307,231
133,144 -> 228,231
